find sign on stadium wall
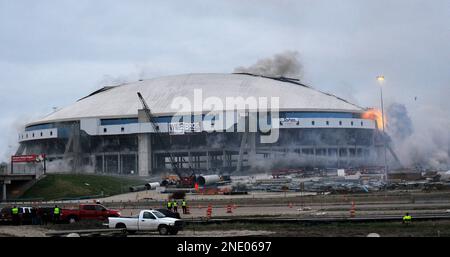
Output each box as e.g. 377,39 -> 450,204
169,122 -> 201,135
11,154 -> 46,163
280,118 -> 300,126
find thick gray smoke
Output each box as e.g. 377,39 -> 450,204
387,103 -> 450,170
97,64 -> 154,87
98,74 -> 132,87
387,103 -> 413,142
234,51 -> 303,79
206,134 -> 226,149
1,115 -> 35,162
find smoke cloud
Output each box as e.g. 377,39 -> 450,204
97,63 -> 157,87
98,74 -> 131,87
387,103 -> 450,170
387,103 -> 413,142
1,115 -> 36,161
234,51 -> 303,79
98,51 -> 305,88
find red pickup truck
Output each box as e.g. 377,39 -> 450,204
61,204 -> 121,223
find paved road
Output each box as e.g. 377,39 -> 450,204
115,201 -> 450,220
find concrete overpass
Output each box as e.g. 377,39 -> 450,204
0,173 -> 38,201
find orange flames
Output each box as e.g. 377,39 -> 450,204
362,108 -> 385,130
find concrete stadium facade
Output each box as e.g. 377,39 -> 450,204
16,73 -> 384,176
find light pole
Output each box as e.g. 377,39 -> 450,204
376,75 -> 388,184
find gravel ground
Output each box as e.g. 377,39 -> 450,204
0,225 -> 272,237
2,218 -> 450,237
0,225 -> 56,237
129,230 -> 274,237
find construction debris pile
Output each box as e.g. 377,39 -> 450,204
126,166 -> 450,196
228,167 -> 450,194
232,169 -> 386,194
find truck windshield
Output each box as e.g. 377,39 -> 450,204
152,211 -> 166,218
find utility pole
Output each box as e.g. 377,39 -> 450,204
377,76 -> 388,186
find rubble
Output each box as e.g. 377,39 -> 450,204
227,166 -> 450,195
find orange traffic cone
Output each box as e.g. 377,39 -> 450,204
350,201 -> 356,217
226,204 -> 233,213
206,204 -> 212,219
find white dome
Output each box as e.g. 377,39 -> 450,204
29,73 -> 364,125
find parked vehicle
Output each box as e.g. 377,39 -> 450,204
0,206 -> 33,224
18,207 -> 33,224
108,209 -> 183,235
155,208 -> 181,219
0,206 -> 12,223
61,204 -> 121,223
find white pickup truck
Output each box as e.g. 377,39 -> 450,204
108,209 -> 183,235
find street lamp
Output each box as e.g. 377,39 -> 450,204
376,75 -> 388,184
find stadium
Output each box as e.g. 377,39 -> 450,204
15,73 -> 384,176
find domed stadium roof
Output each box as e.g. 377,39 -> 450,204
28,73 -> 365,126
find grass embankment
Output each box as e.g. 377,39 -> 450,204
21,174 -> 145,200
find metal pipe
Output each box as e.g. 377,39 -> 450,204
145,182 -> 160,190
197,175 -> 221,186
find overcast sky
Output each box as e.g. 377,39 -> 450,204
1,0 -> 449,162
